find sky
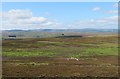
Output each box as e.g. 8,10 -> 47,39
1,2 -> 118,30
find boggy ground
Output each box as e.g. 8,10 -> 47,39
2,34 -> 119,78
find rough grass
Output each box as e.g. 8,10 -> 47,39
69,47 -> 118,58
2,35 -> 119,77
2,35 -> 118,57
3,51 -> 56,57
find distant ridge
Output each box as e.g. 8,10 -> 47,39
2,29 -> 118,38
3,29 -> 118,33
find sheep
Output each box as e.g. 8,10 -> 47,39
75,58 -> 79,61
66,57 -> 79,61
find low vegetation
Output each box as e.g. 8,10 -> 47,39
2,35 -> 118,57
2,34 -> 119,77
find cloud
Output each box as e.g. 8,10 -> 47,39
42,21 -> 59,26
70,16 -> 118,29
1,9 -> 118,30
3,9 -> 32,19
30,17 -> 47,23
113,3 -> 118,8
106,10 -> 118,14
93,7 -> 101,11
1,9 -> 60,30
97,16 -> 118,23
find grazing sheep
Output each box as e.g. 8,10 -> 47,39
75,58 -> 79,61
66,57 -> 79,61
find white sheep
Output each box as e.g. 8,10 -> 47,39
75,58 -> 79,61
66,57 -> 79,61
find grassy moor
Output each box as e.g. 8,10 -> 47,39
2,33 -> 119,78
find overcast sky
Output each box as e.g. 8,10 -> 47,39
1,2 -> 118,30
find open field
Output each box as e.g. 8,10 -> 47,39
2,34 -> 119,78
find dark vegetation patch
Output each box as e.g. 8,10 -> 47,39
56,35 -> 83,38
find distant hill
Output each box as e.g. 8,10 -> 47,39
2,29 -> 118,38
4,29 -> 118,32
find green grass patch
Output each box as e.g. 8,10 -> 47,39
68,47 -> 118,58
16,62 -> 49,66
3,51 -> 57,57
